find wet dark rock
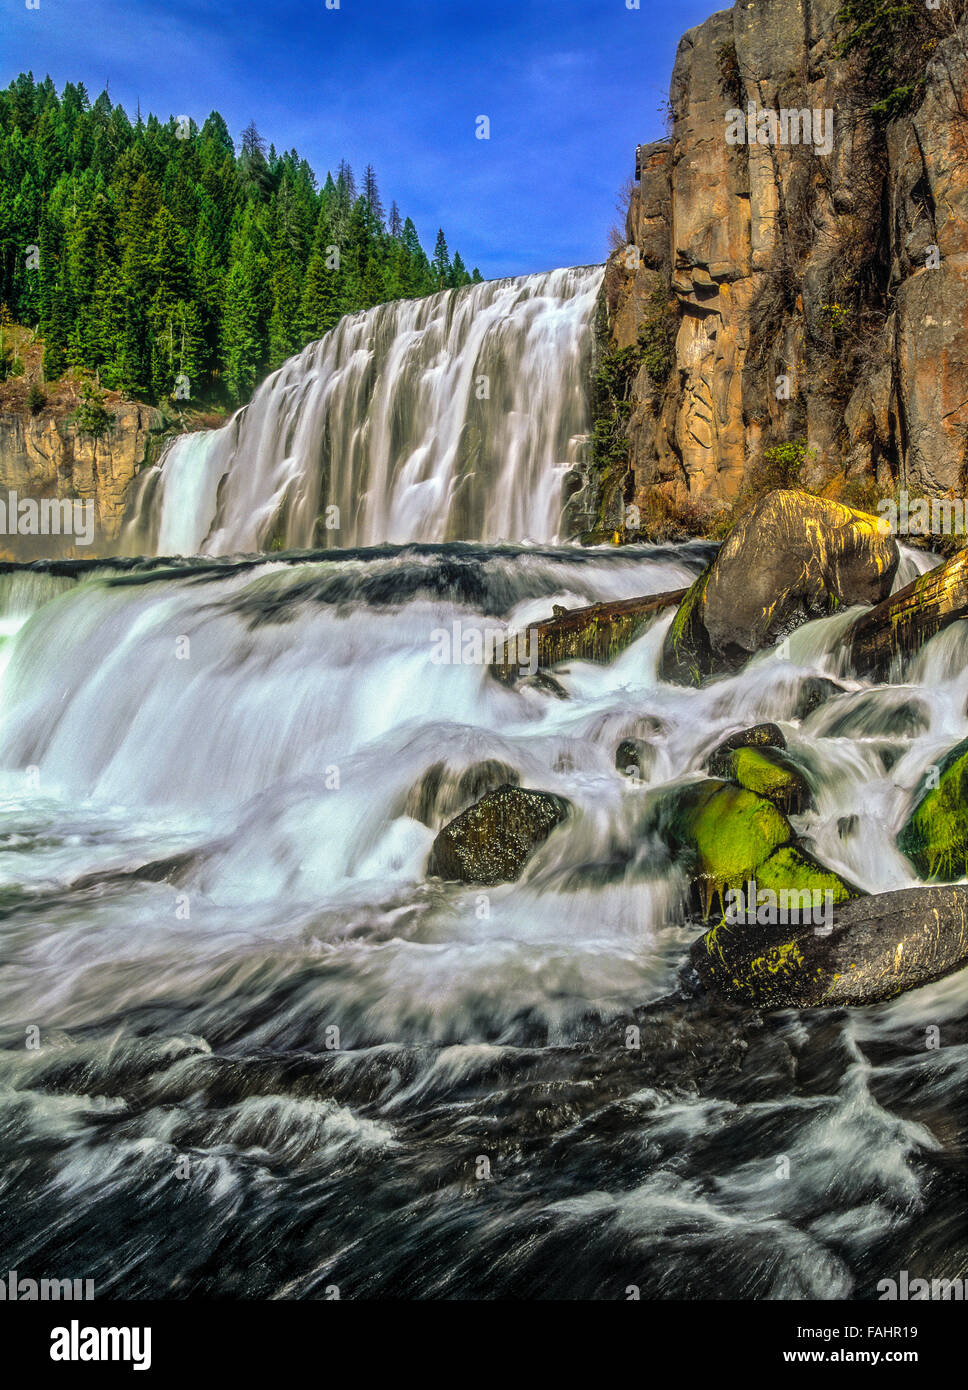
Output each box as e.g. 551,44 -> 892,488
878,746 -> 903,773
692,886 -> 968,1009
793,676 -> 847,721
518,670 -> 569,699
427,784 -> 571,885
615,738 -> 655,781
838,815 -> 859,841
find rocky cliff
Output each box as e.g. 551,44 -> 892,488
0,402 -> 166,560
593,0 -> 968,533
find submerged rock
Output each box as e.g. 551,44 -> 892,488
406,759 -> 521,830
692,886 -> 968,1009
655,779 -> 854,919
897,738 -> 968,880
661,491 -> 898,685
615,737 -> 655,781
793,676 -> 846,721
819,691 -> 930,741
427,784 -> 571,884
518,671 -> 569,699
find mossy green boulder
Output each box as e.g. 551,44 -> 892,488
722,745 -> 810,815
898,738 -> 968,880
705,724 -> 786,773
656,779 -> 853,918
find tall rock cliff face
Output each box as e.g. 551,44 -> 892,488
595,0 -> 968,530
0,403 -> 165,560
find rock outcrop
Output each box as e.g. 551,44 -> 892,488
661,490 -> 897,683
426,785 -> 571,885
692,885 -> 968,1009
592,0 -> 968,526
0,403 -> 166,559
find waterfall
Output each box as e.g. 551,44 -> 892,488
123,265 -> 603,556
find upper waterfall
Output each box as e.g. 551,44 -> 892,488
123,265 -> 604,556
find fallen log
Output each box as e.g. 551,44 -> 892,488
844,548 -> 968,681
490,588 -> 687,686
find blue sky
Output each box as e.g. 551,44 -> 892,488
3,0 -> 715,278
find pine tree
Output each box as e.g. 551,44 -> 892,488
431,230 -> 450,291
221,260 -> 261,402
362,164 -> 384,226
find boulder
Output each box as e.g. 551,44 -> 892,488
897,738 -> 968,881
692,886 -> 968,1009
717,745 -> 811,817
427,784 -> 571,885
655,779 -> 855,918
704,723 -> 786,775
703,724 -> 809,813
661,491 -> 899,685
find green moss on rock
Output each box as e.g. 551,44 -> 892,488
898,738 -> 968,881
755,845 -> 855,904
660,780 -> 791,914
726,746 -> 811,816
658,779 -> 854,919
660,567 -> 714,687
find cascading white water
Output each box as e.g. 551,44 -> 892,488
124,266 -> 604,556
2,539 -> 967,1297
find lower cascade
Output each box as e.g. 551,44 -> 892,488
1,523 -> 967,1296
123,265 -> 604,556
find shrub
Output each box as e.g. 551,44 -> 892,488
835,0 -> 965,119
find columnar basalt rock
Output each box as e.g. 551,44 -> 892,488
594,0 -> 968,524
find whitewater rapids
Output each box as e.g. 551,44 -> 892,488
0,540 -> 965,1297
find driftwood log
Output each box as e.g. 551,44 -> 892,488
490,588 -> 687,686
845,549 -> 968,681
